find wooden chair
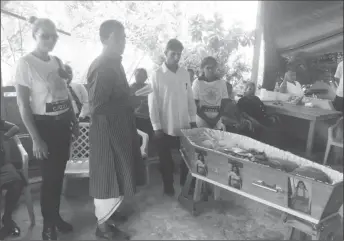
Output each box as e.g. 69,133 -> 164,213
323,117 -> 343,165
0,134 -> 40,227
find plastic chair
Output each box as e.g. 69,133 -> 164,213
64,122 -> 90,177
137,129 -> 159,185
0,134 -> 39,227
323,117 -> 343,165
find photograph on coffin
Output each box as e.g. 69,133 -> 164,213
289,177 -> 312,214
227,161 -> 242,190
194,151 -> 208,177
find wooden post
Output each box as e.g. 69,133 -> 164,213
261,2 -> 280,91
250,1 -> 263,87
1,71 -> 4,118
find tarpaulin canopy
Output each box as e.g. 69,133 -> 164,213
263,1 -> 343,58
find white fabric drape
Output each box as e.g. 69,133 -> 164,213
94,196 -> 124,224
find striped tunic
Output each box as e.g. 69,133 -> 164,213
86,53 -> 145,199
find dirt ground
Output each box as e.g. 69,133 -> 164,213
4,165 -> 343,240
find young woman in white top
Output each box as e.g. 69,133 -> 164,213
15,16 -> 78,240
192,56 -> 229,129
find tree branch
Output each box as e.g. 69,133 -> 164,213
1,22 -> 16,62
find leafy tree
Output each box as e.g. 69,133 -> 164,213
180,13 -> 255,83
1,1 -> 254,87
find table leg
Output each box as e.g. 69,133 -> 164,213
306,120 -> 316,157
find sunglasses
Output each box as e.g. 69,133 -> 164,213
39,33 -> 59,41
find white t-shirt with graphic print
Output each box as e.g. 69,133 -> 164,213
192,78 -> 229,119
15,53 -> 71,116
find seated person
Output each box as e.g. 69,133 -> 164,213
0,119 -> 24,240
130,68 -> 153,137
237,81 -> 279,128
187,68 -> 195,85
222,98 -> 255,138
333,60 -> 343,112
130,68 -> 148,110
64,64 -> 90,122
280,68 -> 304,97
192,56 -> 229,129
226,81 -> 234,100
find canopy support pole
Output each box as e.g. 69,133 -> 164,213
1,8 -> 71,36
250,1 -> 263,87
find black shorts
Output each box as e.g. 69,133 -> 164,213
333,95 -> 343,112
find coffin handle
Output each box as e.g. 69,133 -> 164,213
252,180 -> 284,193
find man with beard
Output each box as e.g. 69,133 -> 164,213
86,20 -> 145,240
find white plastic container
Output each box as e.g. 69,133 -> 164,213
259,89 -> 277,101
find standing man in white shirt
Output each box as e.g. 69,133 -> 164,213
64,65 -> 90,121
333,60 -> 343,112
148,39 -> 197,196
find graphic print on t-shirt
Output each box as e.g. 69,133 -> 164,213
45,71 -> 70,113
201,86 -> 222,119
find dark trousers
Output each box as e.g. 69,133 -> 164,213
35,119 -> 71,226
333,95 -> 343,113
0,180 -> 23,224
155,134 -> 188,190
135,117 -> 154,138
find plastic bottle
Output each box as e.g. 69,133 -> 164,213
274,82 -> 280,92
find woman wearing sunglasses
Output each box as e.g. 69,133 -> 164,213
15,16 -> 78,240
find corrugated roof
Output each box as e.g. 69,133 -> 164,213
264,1 -> 343,57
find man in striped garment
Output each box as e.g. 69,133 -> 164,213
86,20 -> 145,240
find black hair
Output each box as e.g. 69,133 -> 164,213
28,16 -> 56,38
198,56 -> 218,81
200,56 -> 218,69
99,20 -> 124,44
245,81 -> 256,89
64,64 -> 73,75
165,38 -> 184,52
296,180 -> 306,189
134,68 -> 148,79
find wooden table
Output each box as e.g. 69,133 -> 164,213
263,101 -> 341,157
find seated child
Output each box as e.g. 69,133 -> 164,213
192,56 -> 229,129
0,119 -> 24,240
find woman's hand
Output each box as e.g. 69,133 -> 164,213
33,138 -> 49,160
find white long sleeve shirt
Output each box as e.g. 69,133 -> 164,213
70,82 -> 90,118
335,61 -> 343,97
148,63 -> 197,136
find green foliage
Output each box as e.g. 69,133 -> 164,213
179,13 -> 255,82
1,1 -> 254,86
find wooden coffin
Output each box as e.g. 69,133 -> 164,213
180,128 -> 343,224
